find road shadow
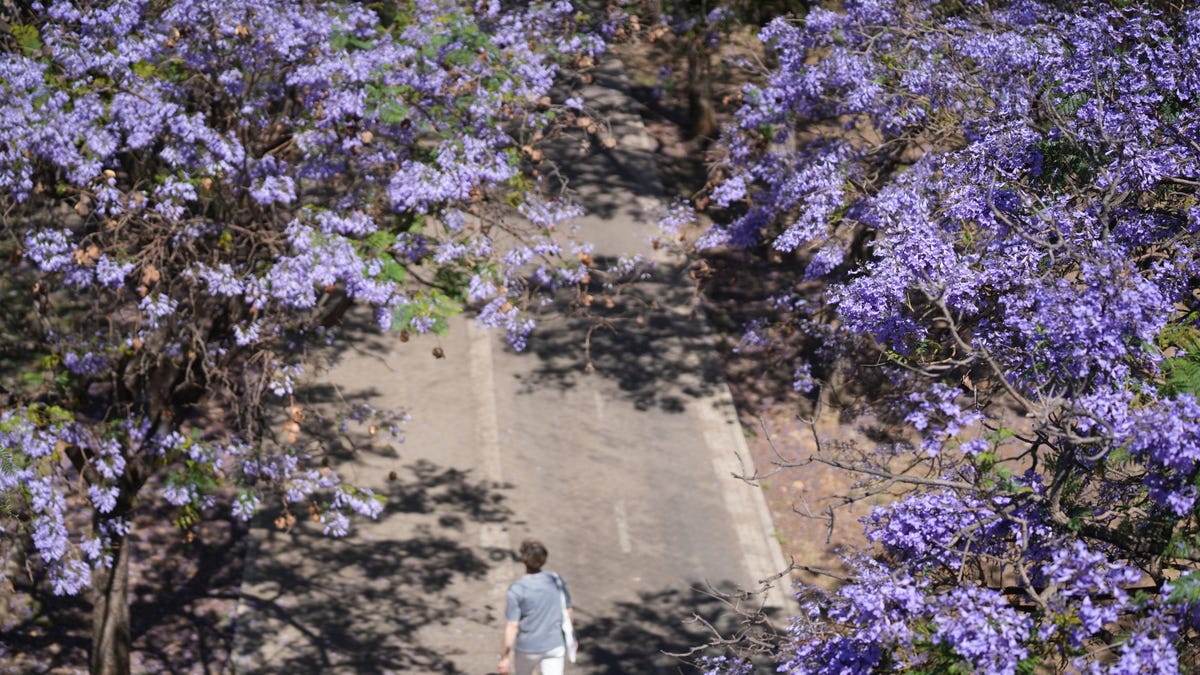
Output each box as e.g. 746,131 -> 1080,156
516,260 -> 726,414
543,57 -> 665,222
231,459 -> 513,674
0,457 -> 509,674
577,581 -> 781,675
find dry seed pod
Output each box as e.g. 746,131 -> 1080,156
282,419 -> 300,444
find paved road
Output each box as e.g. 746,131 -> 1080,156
232,56 -> 790,674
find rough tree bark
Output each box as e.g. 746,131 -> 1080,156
90,525 -> 130,675
686,37 -> 717,141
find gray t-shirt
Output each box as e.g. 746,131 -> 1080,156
504,571 -> 573,653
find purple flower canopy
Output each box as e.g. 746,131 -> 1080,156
0,0 -> 611,610
696,0 -> 1200,673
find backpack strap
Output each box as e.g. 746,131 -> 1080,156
550,572 -> 568,609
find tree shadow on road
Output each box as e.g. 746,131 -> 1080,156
577,581 -> 781,675
517,260 -> 728,414
231,459 -> 514,674
543,56 -> 665,223
1,457 -> 509,675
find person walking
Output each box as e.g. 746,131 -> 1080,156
498,539 -> 575,675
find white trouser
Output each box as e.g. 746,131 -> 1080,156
514,645 -> 566,675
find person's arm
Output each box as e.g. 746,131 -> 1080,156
497,620 -> 519,674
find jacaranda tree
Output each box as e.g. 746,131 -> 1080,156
0,1 -> 606,671
696,0 -> 1200,672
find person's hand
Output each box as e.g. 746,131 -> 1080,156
497,656 -> 510,675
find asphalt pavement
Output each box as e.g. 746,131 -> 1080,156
231,55 -> 792,675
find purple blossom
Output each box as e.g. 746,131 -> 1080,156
232,492 -> 260,521
929,586 -> 1032,673
48,559 -> 91,596
88,485 -> 119,514
321,511 -> 350,537
139,294 -> 177,329
95,256 -> 134,288
249,175 -> 297,206
64,351 -> 109,376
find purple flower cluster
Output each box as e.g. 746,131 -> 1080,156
864,490 -> 998,568
778,559 -> 1031,674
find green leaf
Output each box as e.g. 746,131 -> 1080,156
378,259 -> 407,284
11,24 -> 42,56
1168,572 -> 1200,604
379,101 -> 410,124
131,60 -> 157,79
1158,323 -> 1200,398
986,426 -> 1016,443
1163,356 -> 1200,398
365,230 -> 396,251
1055,92 -> 1089,117
44,406 -> 74,424
0,446 -> 13,476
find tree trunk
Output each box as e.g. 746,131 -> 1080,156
90,529 -> 131,675
0,534 -> 29,629
686,38 -> 717,141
